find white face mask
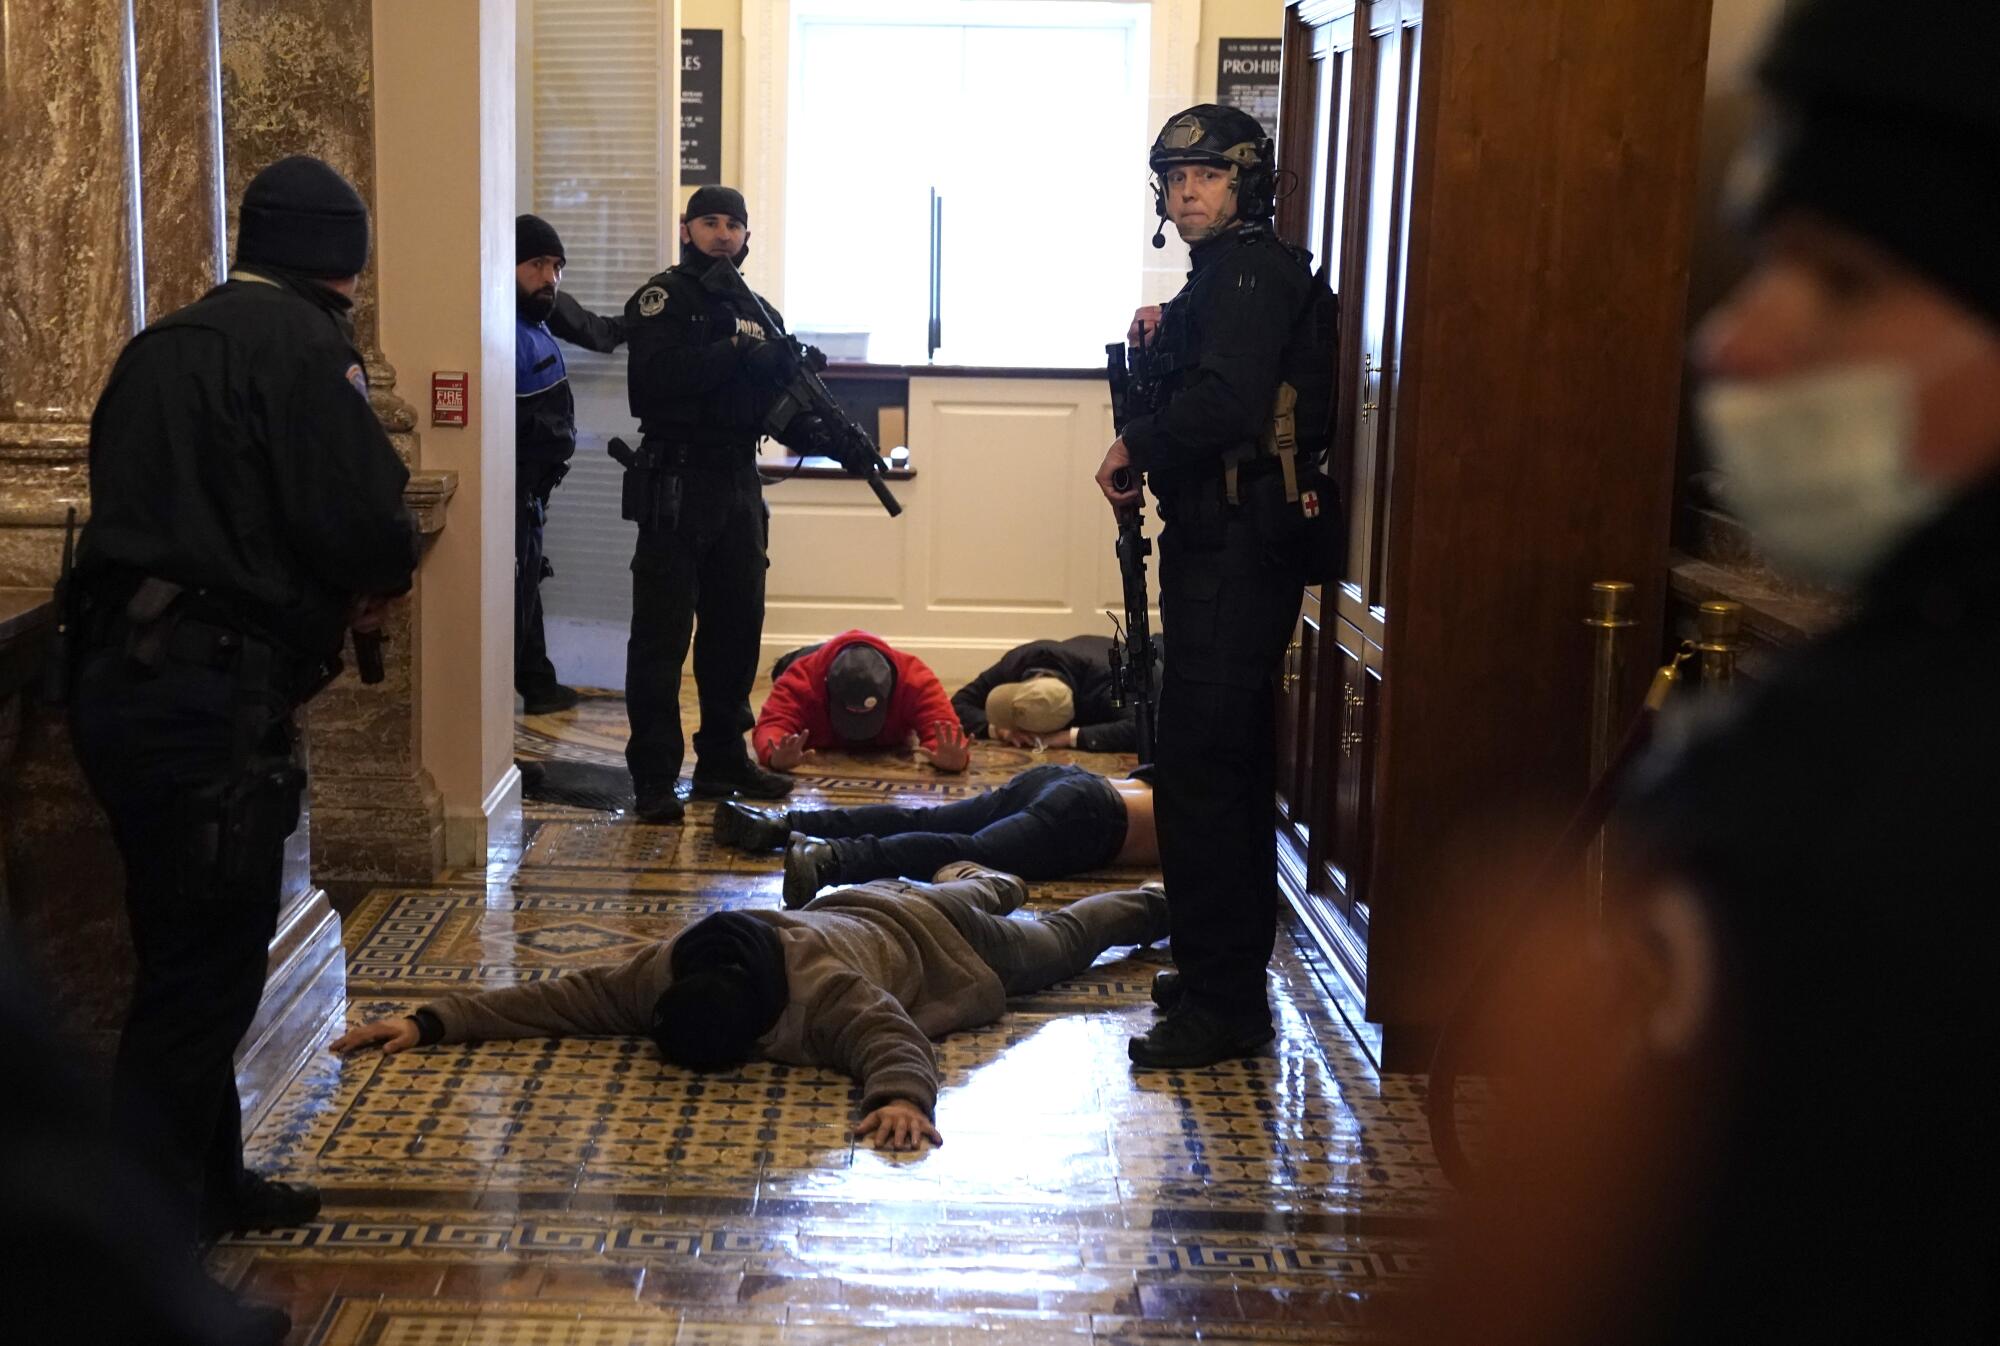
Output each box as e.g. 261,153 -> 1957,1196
1697,363 -> 1945,588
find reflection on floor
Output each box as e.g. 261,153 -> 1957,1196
214,688 -> 1445,1343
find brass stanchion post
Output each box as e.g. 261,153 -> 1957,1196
1695,600 -> 1744,693
1583,581 -> 1637,921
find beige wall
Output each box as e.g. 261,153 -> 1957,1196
681,0 -> 744,209
1197,0 -> 1282,103
376,0 -> 520,864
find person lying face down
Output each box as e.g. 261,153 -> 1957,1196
950,634 -> 1166,753
331,867 -> 1167,1152
754,631 -> 973,775
712,763 -> 1158,909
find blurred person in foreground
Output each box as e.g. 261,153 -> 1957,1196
1422,4 -> 1997,1343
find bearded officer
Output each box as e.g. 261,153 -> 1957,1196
514,212 -> 627,715
619,186 -> 821,821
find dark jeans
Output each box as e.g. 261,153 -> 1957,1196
515,470 -> 562,697
917,876 -> 1167,996
68,649 -> 293,1246
625,463 -> 768,791
796,764 -> 1127,884
1152,477 -> 1304,1024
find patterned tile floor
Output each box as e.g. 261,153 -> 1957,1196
216,688 -> 1445,1343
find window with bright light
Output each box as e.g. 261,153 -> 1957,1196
785,0 -> 1151,369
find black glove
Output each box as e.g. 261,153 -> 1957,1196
785,414 -> 833,459
741,336 -> 797,387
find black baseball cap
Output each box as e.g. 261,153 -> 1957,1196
825,643 -> 894,743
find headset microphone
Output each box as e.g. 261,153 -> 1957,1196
1151,222 -> 1166,249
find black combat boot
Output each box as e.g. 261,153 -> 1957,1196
634,785 -> 685,824
1127,1003 -> 1274,1069
521,683 -> 582,715
689,756 -> 795,800
200,1173 -> 320,1240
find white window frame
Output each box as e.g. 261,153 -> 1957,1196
740,0 -> 1202,321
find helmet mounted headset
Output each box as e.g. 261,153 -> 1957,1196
1147,104 -> 1277,248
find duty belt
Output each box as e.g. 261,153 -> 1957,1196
95,610 -> 324,705
642,439 -> 759,470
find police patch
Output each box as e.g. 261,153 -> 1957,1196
345,363 -> 369,398
637,285 -> 669,317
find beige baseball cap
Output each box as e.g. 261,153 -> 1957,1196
985,676 -> 1075,736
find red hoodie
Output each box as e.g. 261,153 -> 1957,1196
754,630 -> 957,765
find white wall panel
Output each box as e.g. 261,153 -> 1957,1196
926,401 -> 1077,611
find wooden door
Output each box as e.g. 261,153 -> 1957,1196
1276,589 -> 1320,841
1336,0 -> 1422,643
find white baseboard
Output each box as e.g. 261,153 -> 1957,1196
445,763 -> 523,871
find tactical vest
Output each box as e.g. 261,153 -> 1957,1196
633,267 -> 776,447
1149,227 -> 1339,507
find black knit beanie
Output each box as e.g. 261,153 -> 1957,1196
651,912 -> 788,1072
235,155 -> 370,280
517,214 -> 565,266
684,185 -> 748,226
1749,0 -> 2000,329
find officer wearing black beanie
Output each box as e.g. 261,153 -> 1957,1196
67,154 -> 416,1341
1497,4 -> 2000,1343
617,185 -> 824,820
512,212 -> 627,714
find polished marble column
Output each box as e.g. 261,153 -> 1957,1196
0,0 -> 146,1062
0,0 -> 138,586
220,0 -> 453,884
0,3 -> 336,1121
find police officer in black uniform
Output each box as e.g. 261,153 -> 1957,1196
1096,106 -> 1340,1068
66,156 -> 416,1335
620,186 -> 814,822
515,213 -> 626,714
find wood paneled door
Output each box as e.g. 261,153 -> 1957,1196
1271,0 -> 1712,1070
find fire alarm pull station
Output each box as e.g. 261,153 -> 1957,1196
431,372 -> 469,427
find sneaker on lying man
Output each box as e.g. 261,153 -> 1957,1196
713,800 -> 794,852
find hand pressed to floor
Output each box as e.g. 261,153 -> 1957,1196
855,1098 -> 943,1152
330,1016 -> 421,1056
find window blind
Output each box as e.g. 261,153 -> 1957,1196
528,0 -> 669,631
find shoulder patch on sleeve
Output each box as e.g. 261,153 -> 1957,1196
637,285 -> 669,318
345,362 -> 370,399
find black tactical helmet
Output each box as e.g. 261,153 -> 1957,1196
1148,103 -> 1277,226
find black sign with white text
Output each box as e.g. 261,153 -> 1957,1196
680,29 -> 722,185
1216,37 -> 1282,138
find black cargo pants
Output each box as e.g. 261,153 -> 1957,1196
515,460 -> 567,698
68,638 -> 303,1246
624,460 -> 769,794
1151,472 -> 1305,1026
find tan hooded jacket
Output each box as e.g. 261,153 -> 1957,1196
419,877 -> 1021,1116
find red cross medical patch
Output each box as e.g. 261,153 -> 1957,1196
1301,489 -> 1321,518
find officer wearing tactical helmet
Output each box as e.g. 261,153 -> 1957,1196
1096,104 -> 1341,1069
619,186 -> 826,822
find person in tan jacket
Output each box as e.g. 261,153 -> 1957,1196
331,866 -> 1166,1151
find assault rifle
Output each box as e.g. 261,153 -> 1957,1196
1103,337 -> 1161,764
699,261 -> 902,518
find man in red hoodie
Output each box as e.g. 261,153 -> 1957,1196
753,630 -> 971,774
